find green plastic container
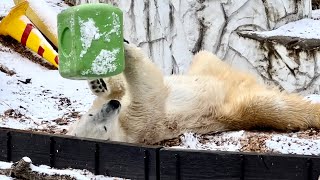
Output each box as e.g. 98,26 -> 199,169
58,3 -> 124,79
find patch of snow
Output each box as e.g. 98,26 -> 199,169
303,94 -> 320,104
30,164 -> 96,180
0,0 -> 14,17
78,12 -> 122,58
266,134 -> 320,155
79,18 -> 101,58
254,19 -> 320,39
27,0 -> 65,40
312,9 -> 320,20
103,12 -> 121,42
0,161 -> 12,169
0,159 -> 125,180
43,0 -> 69,12
90,48 -> 120,75
178,132 -> 201,149
173,131 -> 244,152
30,163 -> 125,180
0,175 -> 13,180
22,156 -> 32,163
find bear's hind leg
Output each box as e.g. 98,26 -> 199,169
221,90 -> 320,131
188,51 -> 259,87
187,51 -> 231,76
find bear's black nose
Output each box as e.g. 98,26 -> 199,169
108,100 -> 121,109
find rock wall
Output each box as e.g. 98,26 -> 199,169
65,0 -> 320,94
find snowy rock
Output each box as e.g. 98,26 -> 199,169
66,0 -> 320,94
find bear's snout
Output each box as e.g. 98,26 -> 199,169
108,100 -> 121,110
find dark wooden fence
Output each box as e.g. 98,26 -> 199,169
0,127 -> 319,180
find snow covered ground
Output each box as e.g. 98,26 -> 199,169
0,44 -> 94,133
1,0 -> 320,179
0,0 -> 95,134
170,130 -> 320,156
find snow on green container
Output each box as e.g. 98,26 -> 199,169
58,3 -> 124,79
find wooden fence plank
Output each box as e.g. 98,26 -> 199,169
160,148 -> 242,180
52,135 -> 96,173
311,157 -> 320,180
10,130 -> 50,165
98,141 -> 160,180
243,154 -> 309,180
0,128 -> 8,161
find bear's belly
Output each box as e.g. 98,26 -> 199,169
164,76 -> 226,114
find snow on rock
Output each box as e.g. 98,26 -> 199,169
29,164 -> 120,180
22,156 -> 32,163
0,175 -> 13,180
0,159 -> 126,179
265,134 -> 320,155
249,19 -> 320,39
304,94 -> 320,103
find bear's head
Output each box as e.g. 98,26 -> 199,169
67,100 -> 121,140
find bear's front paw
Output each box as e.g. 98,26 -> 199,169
88,79 -> 108,96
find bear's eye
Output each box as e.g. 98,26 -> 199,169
88,114 -> 93,116
104,126 -> 107,131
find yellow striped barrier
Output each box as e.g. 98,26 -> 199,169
13,0 -> 58,48
0,2 -> 59,67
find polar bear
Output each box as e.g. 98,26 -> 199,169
67,43 -> 320,144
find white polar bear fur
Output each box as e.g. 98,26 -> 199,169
68,43 -> 320,145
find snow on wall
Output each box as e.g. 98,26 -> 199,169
65,0 -> 320,94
